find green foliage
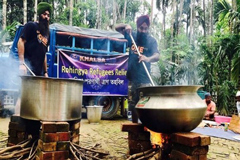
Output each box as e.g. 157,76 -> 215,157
152,60 -> 171,85
0,21 -> 20,42
232,53 -> 240,84
215,80 -> 237,115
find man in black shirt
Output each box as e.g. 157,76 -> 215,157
15,2 -> 52,115
115,15 -> 160,123
18,2 -> 52,76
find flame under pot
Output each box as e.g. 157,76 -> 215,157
135,85 -> 207,133
20,76 -> 83,121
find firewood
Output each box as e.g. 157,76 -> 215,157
136,151 -> 157,160
28,139 -> 38,160
148,151 -> 161,160
0,139 -> 31,154
0,147 -> 30,159
70,146 -> 81,160
70,142 -> 84,159
72,142 -> 109,155
0,138 -> 8,143
126,148 -> 155,160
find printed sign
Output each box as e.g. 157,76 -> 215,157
58,49 -> 129,96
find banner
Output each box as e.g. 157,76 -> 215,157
58,49 -> 129,96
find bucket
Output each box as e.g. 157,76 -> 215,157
86,106 -> 103,124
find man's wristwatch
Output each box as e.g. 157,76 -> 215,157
44,71 -> 48,74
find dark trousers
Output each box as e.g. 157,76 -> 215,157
128,82 -> 151,123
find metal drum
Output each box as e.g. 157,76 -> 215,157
20,76 -> 83,121
136,85 -> 207,133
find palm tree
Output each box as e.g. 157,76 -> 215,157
34,0 -> 37,21
156,0 -> 169,39
69,0 -> 73,26
2,0 -> 7,30
23,0 -> 27,24
215,0 -> 240,84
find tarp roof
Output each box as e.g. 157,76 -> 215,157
50,23 -> 124,39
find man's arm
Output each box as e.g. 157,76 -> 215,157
43,55 -> 48,77
209,102 -> 216,114
17,38 -> 26,64
139,52 -> 160,63
17,38 -> 27,75
115,24 -> 132,35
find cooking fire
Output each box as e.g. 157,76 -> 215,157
122,123 -> 210,160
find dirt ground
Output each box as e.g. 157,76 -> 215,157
1,116 -> 240,160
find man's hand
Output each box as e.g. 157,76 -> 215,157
19,64 -> 27,75
124,25 -> 132,35
138,54 -> 150,63
44,72 -> 48,77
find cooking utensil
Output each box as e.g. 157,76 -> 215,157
23,62 -> 36,76
135,85 -> 207,133
129,34 -> 155,86
20,75 -> 83,121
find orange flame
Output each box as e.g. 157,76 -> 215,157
147,129 -> 170,147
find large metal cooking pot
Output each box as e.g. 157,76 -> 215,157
135,85 -> 206,133
20,76 -> 83,121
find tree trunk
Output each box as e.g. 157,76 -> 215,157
65,0 -> 69,7
162,6 -> 166,49
210,0 -> 213,36
123,0 -> 127,23
174,1 -> 179,36
189,0 -> 193,44
2,0 -> 7,30
23,0 -> 27,24
179,0 -> 184,34
171,0 -> 176,39
112,0 -> 116,28
96,0 -> 101,29
34,0 -> 38,21
151,0 -> 154,23
203,0 -> 206,37
69,0 -> 73,26
99,0 -> 102,29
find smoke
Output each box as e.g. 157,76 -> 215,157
0,31 -> 21,110
0,56 -> 21,90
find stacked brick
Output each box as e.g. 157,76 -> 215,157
7,115 -> 28,146
69,120 -> 81,144
7,115 -> 40,146
170,132 -> 210,160
36,122 -> 70,160
122,123 -> 152,155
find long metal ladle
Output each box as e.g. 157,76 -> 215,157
23,62 -> 36,76
129,34 -> 155,86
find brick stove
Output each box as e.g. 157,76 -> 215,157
7,115 -> 80,160
122,123 -> 210,160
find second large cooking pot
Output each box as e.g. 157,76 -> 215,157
20,76 -> 83,121
135,85 -> 207,133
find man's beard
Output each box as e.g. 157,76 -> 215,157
137,31 -> 148,46
39,16 -> 49,37
206,100 -> 211,105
